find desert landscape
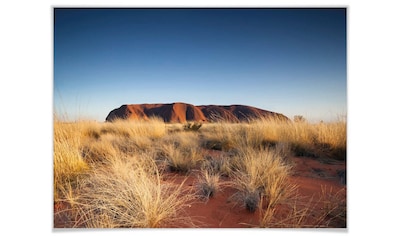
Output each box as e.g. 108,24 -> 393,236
54,102 -> 346,228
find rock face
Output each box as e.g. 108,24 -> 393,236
105,102 -> 289,123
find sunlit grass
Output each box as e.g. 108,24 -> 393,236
54,115 -> 346,228
53,120 -> 89,201
72,153 -> 195,228
86,117 -> 167,139
195,168 -> 222,200
258,186 -> 346,228
230,148 -> 295,212
200,117 -> 346,160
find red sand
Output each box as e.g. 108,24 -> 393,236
163,155 -> 346,228
54,155 -> 346,228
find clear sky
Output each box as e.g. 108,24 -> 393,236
54,8 -> 346,122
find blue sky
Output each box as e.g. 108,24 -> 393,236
54,8 -> 346,122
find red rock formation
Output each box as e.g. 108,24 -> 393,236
106,102 -> 289,123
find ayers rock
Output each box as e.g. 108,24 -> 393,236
105,102 -> 289,123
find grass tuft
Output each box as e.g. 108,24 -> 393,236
57,153 -> 195,228
196,169 -> 221,200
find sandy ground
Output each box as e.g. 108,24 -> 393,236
164,155 -> 346,228
54,154 -> 346,228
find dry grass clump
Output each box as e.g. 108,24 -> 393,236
195,168 -> 222,200
57,153 -> 195,228
159,142 -> 202,173
195,155 -> 233,200
80,136 -> 120,164
54,117 -> 166,202
230,148 -> 295,212
54,121 -> 89,201
157,132 -> 203,173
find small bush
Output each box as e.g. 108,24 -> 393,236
202,139 -> 236,151
294,115 -> 307,123
183,121 -> 202,131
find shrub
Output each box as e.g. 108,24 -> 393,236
294,115 -> 307,123
183,121 -> 202,131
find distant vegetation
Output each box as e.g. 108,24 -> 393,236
294,115 -> 307,123
54,115 -> 346,228
183,121 -> 203,131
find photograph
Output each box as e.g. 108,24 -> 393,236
53,8 -> 347,228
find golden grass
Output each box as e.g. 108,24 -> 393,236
317,186 -> 347,227
54,115 -> 346,228
195,168 -> 222,200
68,153 -> 195,228
84,117 -> 167,139
258,186 -> 347,228
276,119 -> 346,160
53,121 -> 89,201
258,195 -> 314,228
200,122 -> 241,151
202,155 -> 233,177
230,148 -> 295,211
256,180 -> 346,228
54,118 -> 196,227
200,118 -> 346,160
159,132 -> 203,173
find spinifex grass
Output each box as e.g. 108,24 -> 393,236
53,120 -> 89,201
159,132 -> 203,173
54,115 -> 346,228
196,169 -> 221,200
230,148 -> 294,212
86,117 -> 167,139
60,152 -> 195,228
200,118 -> 346,160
